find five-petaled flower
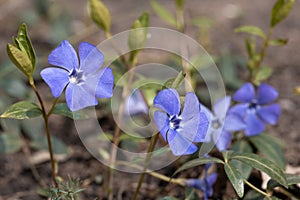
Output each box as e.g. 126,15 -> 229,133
153,89 -> 209,156
41,40 -> 114,111
202,96 -> 246,151
185,163 -> 217,200
231,82 -> 280,136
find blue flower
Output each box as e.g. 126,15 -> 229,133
125,89 -> 148,116
202,96 -> 246,151
40,40 -> 114,111
153,89 -> 209,156
185,163 -> 217,200
231,82 -> 280,136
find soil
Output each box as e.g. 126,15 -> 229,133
0,0 -> 299,199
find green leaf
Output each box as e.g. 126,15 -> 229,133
235,26 -> 266,39
163,71 -> 186,89
0,101 -> 42,119
269,38 -> 288,46
244,190 -> 264,200
7,43 -> 33,77
286,173 -> 300,185
128,12 -> 149,52
222,150 -> 234,163
249,133 -> 285,169
245,37 -> 256,59
224,162 -> 244,197
51,103 -> 89,120
231,152 -> 288,187
88,0 -> 111,33
15,23 -> 36,68
253,66 -> 273,86
174,157 -> 224,175
271,0 -> 295,27
0,133 -> 22,153
31,135 -> 68,154
231,140 -> 253,179
150,0 -> 177,27
158,197 -> 180,200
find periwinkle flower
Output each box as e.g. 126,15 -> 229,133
41,40 -> 114,111
231,82 -> 280,136
125,89 -> 148,116
153,89 -> 209,156
185,163 -> 217,200
203,96 -> 246,151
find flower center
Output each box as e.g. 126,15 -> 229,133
169,115 -> 181,130
212,119 -> 222,129
247,100 -> 260,113
69,68 -> 85,84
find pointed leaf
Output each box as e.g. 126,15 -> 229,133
231,152 -> 288,187
174,157 -> 224,175
163,71 -> 186,89
231,140 -> 253,179
249,133 -> 285,169
7,43 -> 33,77
253,66 -> 273,86
0,101 -> 42,119
150,0 -> 177,27
88,0 -> 111,32
51,103 -> 89,120
271,0 -> 295,27
15,23 -> 36,68
235,26 -> 266,39
269,38 -> 288,46
224,162 -> 244,197
0,133 -> 22,153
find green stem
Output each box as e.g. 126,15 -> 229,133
30,78 -> 58,187
244,179 -> 270,197
132,133 -> 160,200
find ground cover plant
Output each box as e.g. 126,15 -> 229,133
0,0 -> 300,199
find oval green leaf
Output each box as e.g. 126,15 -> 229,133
224,162 -> 244,198
271,0 -> 295,27
150,0 -> 177,27
174,157 -> 224,175
235,25 -> 266,39
249,133 -> 285,169
0,101 -> 42,119
51,103 -> 89,120
231,152 -> 288,187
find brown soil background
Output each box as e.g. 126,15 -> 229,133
0,0 -> 299,199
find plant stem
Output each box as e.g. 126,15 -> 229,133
30,79 -> 58,187
132,133 -> 160,200
244,179 -> 270,197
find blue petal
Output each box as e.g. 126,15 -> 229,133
65,83 -> 98,111
180,92 -> 200,120
167,129 -> 197,156
185,179 -> 205,190
200,106 -> 214,143
224,113 -> 246,132
213,130 -> 232,151
95,68 -> 114,98
197,111 -> 209,141
78,42 -> 104,74
229,103 -> 248,117
153,89 -> 180,115
257,104 -> 280,125
233,83 -> 255,103
125,90 -> 148,116
154,111 -> 169,141
207,172 -> 218,187
257,83 -> 278,105
245,112 -> 265,136
213,96 -> 231,118
40,67 -> 69,98
48,40 -> 78,71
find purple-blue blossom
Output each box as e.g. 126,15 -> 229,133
125,89 -> 148,116
40,40 -> 114,111
231,82 -> 280,136
153,89 -> 209,156
202,96 -> 246,151
185,163 -> 217,200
